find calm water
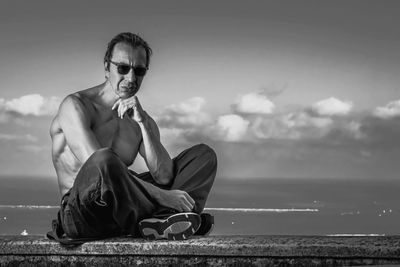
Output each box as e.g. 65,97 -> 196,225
0,176 -> 399,236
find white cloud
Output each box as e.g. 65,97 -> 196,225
232,91 -> 275,114
344,121 -> 366,140
373,99 -> 400,119
157,97 -> 211,128
252,112 -> 333,140
171,97 -> 205,114
252,116 -> 294,140
311,97 -> 353,116
283,112 -> 333,129
0,133 -> 38,142
159,127 -> 190,146
213,114 -> 249,142
155,95 -> 368,146
0,94 -> 61,116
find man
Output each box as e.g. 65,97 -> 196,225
47,32 -> 217,244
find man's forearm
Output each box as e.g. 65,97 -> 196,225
138,118 -> 173,185
135,174 -> 195,213
134,175 -> 164,203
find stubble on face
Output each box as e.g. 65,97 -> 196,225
106,43 -> 147,99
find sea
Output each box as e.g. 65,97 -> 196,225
0,176 -> 399,236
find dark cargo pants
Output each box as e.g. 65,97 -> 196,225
59,143 -> 217,238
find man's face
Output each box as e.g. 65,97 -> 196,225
105,42 -> 148,99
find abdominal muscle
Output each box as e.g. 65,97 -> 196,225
51,128 -> 81,196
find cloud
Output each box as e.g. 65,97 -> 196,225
311,97 -> 353,116
260,84 -> 287,98
251,112 -> 333,140
373,99 -> 400,119
0,133 -> 38,142
344,121 -> 365,140
159,127 -> 191,146
157,94 -> 366,146
283,112 -> 333,129
18,145 -> 46,153
156,97 -> 211,128
168,96 -> 205,114
232,91 -> 275,114
212,114 -> 250,142
0,94 -> 61,116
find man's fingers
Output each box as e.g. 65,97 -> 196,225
182,196 -> 194,211
112,99 -> 121,110
118,105 -> 126,119
118,104 -> 122,118
184,192 -> 195,207
115,100 -> 129,119
181,203 -> 191,212
189,196 -> 195,207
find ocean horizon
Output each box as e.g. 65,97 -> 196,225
0,176 -> 398,236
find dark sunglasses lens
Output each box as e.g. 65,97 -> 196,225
117,65 -> 131,75
134,67 -> 147,76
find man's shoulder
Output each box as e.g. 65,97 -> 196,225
59,91 -> 94,113
55,91 -> 98,126
50,93 -> 87,137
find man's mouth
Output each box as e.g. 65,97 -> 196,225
121,85 -> 136,91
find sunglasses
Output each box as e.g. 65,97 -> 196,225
108,61 -> 148,76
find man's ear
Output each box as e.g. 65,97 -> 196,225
104,62 -> 110,79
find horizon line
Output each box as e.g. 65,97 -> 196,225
0,205 -> 319,212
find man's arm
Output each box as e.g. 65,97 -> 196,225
135,177 -> 195,212
113,96 -> 173,185
138,113 -> 174,185
58,94 -> 102,163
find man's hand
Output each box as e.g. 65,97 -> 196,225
157,189 -> 195,212
112,96 -> 145,122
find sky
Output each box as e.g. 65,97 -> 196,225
0,0 -> 400,179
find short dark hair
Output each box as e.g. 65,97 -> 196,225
104,32 -> 153,70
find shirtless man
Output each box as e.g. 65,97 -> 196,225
48,32 -> 217,243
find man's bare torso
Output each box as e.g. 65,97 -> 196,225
50,86 -> 142,196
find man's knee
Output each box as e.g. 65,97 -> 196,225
193,143 -> 217,168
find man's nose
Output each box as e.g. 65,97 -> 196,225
125,68 -> 136,82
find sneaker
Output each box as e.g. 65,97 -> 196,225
194,213 -> 214,236
138,212 -> 201,240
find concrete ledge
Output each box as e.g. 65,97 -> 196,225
0,235 -> 400,266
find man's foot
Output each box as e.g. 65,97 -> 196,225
138,212 -> 201,240
195,213 -> 214,236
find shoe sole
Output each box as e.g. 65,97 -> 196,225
138,212 -> 201,240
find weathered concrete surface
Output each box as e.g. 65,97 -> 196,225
0,235 -> 400,266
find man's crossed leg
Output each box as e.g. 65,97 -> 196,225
56,144 -> 217,241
